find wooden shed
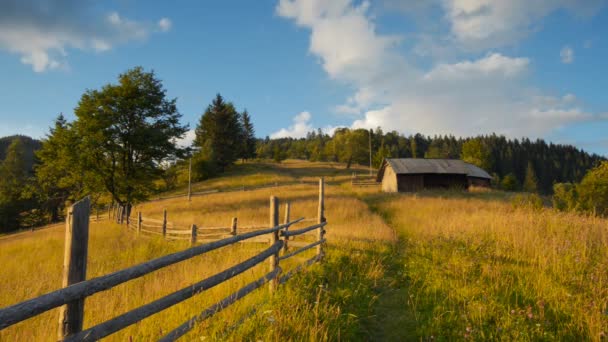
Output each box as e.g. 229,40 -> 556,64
376,158 -> 492,192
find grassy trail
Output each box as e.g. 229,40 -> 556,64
358,193 -> 419,341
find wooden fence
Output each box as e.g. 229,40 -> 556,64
0,179 -> 327,341
351,172 -> 378,187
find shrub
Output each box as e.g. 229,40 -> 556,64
511,193 -> 544,210
552,183 -> 577,212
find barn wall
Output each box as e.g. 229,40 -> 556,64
381,165 -> 398,192
468,177 -> 491,187
397,174 -> 424,192
422,174 -> 468,190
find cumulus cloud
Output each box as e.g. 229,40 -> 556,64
158,18 -> 172,32
441,0 -> 604,49
560,46 -> 574,63
0,0 -> 170,72
277,0 -> 599,139
271,111 -> 314,138
176,129 -> 196,148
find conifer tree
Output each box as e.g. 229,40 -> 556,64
0,138 -> 28,231
194,94 -> 242,171
240,109 -> 256,161
523,162 -> 539,193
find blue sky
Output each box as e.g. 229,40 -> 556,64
1,1 -> 608,156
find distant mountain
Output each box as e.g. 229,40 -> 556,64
0,135 -> 42,173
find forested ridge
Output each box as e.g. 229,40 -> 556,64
0,66 -> 606,232
256,129 -> 605,194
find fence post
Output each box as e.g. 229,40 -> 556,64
231,217 -> 238,236
137,211 -> 142,234
283,202 -> 291,252
57,196 -> 90,339
269,196 -> 279,293
95,208 -> 99,222
191,224 -> 197,246
162,209 -> 167,237
317,178 -> 325,260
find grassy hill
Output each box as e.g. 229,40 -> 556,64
0,160 -> 606,340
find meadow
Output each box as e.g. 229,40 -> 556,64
0,160 -> 606,340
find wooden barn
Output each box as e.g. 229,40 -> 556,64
376,158 -> 492,192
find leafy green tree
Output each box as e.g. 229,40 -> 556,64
194,94 -> 242,171
577,161 -> 608,216
240,110 -> 256,161
461,138 -> 492,170
523,162 -> 538,193
0,138 -> 29,231
74,67 -> 187,207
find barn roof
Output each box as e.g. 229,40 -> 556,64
377,158 -> 492,181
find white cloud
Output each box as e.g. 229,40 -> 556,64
271,111 -> 314,138
158,18 -> 172,32
441,0 -> 604,49
176,129 -> 196,148
423,53 -> 529,81
277,0 -> 598,140
0,1 -> 169,72
560,46 -> 574,63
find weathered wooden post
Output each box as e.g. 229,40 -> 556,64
57,196 -> 90,339
191,224 -> 197,246
108,204 -> 112,220
187,158 -> 192,202
269,196 -> 279,293
283,202 -> 291,252
231,217 -> 238,235
317,178 -> 325,260
95,207 -> 99,222
162,209 -> 167,237
137,211 -> 142,234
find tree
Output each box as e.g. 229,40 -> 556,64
240,110 -> 256,161
35,114 -> 94,221
523,162 -> 538,193
577,161 -> 608,216
0,138 -> 29,231
74,67 -> 187,207
194,94 -> 242,171
461,138 -> 492,170
501,173 -> 519,191
552,183 -> 577,212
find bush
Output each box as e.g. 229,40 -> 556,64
552,183 -> 577,212
511,193 -> 544,210
501,173 -> 519,191
576,161 -> 608,216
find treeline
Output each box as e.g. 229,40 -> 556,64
0,67 -> 256,232
256,128 -> 604,194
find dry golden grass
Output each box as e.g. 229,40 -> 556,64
0,161 -> 394,341
372,193 -> 608,340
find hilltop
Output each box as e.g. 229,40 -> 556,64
1,159 -> 606,340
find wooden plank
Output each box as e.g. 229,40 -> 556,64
281,222 -> 326,238
57,197 -> 90,339
165,229 -> 192,235
159,267 -> 281,341
140,229 -> 163,236
64,241 -> 283,341
0,219 -> 298,330
279,239 -> 325,261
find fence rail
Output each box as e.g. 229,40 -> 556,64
0,178 -> 328,341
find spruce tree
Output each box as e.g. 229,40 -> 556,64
240,109 -> 256,161
194,94 -> 242,171
523,162 -> 539,193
